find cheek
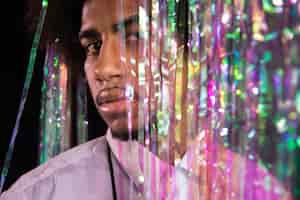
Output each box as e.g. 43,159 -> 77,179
84,64 -> 97,97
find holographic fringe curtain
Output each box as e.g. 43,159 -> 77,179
39,41 -> 71,163
136,0 -> 299,198
36,0 -> 299,198
39,40 -> 88,163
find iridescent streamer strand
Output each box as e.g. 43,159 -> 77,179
0,1 -> 48,193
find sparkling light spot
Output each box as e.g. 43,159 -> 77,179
272,0 -> 283,6
276,118 -> 287,133
252,87 -> 259,95
220,128 -> 228,136
138,175 -> 145,183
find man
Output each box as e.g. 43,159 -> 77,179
0,0 -> 293,199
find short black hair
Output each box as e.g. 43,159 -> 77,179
43,0 -> 84,43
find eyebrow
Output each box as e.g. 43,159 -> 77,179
112,15 -> 139,33
78,14 -> 139,41
78,28 -> 101,41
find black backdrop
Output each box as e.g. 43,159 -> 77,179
0,0 -> 107,191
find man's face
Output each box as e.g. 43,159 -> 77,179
80,0 -> 141,139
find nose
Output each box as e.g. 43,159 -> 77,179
94,35 -> 123,82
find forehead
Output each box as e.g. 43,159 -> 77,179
81,0 -> 139,32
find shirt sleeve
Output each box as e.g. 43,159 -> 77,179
0,190 -> 27,200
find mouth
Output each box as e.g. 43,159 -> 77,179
95,87 -> 139,117
96,87 -> 127,106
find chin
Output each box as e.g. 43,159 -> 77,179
109,119 -> 139,141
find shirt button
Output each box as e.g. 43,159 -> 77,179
138,175 -> 144,184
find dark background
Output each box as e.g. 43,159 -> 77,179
0,0 -> 40,191
0,0 -> 106,191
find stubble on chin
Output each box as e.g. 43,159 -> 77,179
110,127 -> 139,141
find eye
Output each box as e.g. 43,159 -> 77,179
85,40 -> 102,56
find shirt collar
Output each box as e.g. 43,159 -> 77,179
105,129 -> 204,188
106,129 -> 144,188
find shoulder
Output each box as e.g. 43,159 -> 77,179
0,136 -> 108,199
217,146 -> 292,199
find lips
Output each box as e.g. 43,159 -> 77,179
96,87 -> 127,105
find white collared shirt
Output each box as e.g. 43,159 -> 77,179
106,129 -> 291,200
0,130 -> 291,200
